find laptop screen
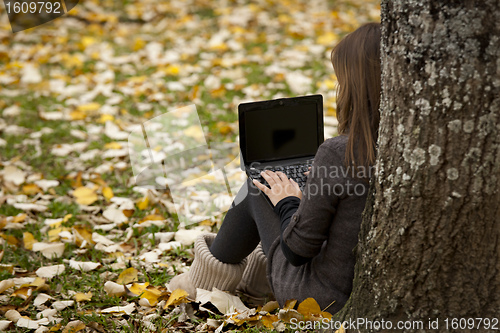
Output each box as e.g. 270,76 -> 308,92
239,95 -> 324,164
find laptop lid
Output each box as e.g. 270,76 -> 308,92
239,94 -> 324,169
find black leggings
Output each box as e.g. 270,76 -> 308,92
209,179 -> 281,264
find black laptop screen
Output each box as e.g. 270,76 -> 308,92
243,103 -> 319,163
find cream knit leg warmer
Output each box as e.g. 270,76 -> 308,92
236,243 -> 274,304
168,233 -> 247,299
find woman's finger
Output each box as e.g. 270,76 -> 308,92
262,170 -> 280,185
252,179 -> 270,194
276,171 -> 288,182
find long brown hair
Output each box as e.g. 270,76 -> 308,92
331,22 -> 381,175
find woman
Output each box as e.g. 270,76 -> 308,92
169,22 -> 381,315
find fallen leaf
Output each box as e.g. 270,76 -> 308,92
102,186 -> 114,200
164,288 -> 189,308
195,288 -> 248,315
73,187 -> 98,205
32,242 -> 65,258
126,282 -> 149,296
116,267 -> 138,285
23,232 -> 36,250
0,279 -> 15,293
297,297 -> 332,320
103,281 -> 126,296
74,292 -> 92,302
136,196 -> 149,210
52,300 -> 74,311
36,264 -> 65,279
61,320 -> 86,333
69,260 -> 101,272
100,303 -> 135,315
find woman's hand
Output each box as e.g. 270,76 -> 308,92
252,170 -> 302,206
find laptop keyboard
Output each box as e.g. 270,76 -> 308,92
248,160 -> 313,191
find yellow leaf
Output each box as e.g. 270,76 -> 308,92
136,196 -> 149,210
12,213 -> 27,223
74,291 -> 92,302
102,186 -> 114,200
72,225 -> 94,247
297,297 -> 332,320
73,187 -> 98,205
133,38 -> 146,51
261,314 -> 279,329
0,233 -> 18,246
11,287 -> 31,299
164,289 -> 189,308
49,323 -> 62,332
216,121 -> 232,135
139,214 -> 164,223
183,125 -> 204,141
22,184 -> 42,195
139,287 -> 164,306
70,110 -> 87,120
104,142 -> 122,150
23,232 -> 35,250
77,103 -> 100,113
98,114 -> 114,123
127,282 -> 149,296
162,64 -> 180,76
63,214 -> 73,223
284,299 -> 297,310
116,267 -> 139,285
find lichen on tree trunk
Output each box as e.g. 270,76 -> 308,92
336,1 -> 500,331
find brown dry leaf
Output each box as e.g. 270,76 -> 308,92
261,314 -> 279,329
283,299 -> 297,310
116,267 -> 139,285
23,232 -> 35,250
72,225 -> 94,247
261,300 -> 279,313
62,320 -> 86,333
0,279 -> 15,293
74,292 -> 92,302
164,289 -> 189,308
73,187 -> 98,205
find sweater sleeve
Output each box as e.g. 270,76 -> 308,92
273,197 -> 312,266
280,138 -> 347,259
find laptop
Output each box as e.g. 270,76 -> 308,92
238,94 -> 324,191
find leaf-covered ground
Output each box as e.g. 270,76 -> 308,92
0,0 -> 379,332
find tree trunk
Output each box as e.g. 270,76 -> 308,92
336,1 -> 500,332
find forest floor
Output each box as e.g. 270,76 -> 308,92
0,0 -> 379,331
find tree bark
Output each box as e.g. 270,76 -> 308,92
336,1 -> 500,332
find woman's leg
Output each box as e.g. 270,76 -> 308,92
210,179 -> 281,264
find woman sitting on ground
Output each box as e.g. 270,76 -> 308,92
169,22 -> 381,315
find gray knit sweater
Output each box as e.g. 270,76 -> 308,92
266,135 -> 369,314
